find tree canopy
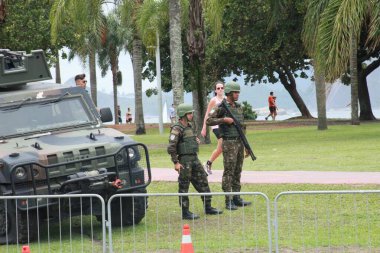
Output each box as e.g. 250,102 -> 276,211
206,0 -> 309,85
0,0 -> 74,65
303,0 -> 380,82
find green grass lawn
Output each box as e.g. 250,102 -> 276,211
2,122 -> 379,252
131,121 -> 380,171
2,183 -> 380,253
112,182 -> 380,252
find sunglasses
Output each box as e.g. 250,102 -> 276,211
216,87 -> 224,90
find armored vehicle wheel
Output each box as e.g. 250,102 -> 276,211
110,188 -> 148,227
0,200 -> 38,244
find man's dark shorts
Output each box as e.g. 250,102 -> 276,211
269,106 -> 277,113
212,128 -> 222,139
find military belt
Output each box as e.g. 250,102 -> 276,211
223,137 -> 240,141
178,154 -> 197,157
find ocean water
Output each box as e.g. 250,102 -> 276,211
256,108 -> 380,121
138,108 -> 380,123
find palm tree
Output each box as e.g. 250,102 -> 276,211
168,0 -> 185,107
187,0 -> 205,135
304,0 -> 380,124
98,10 -> 131,124
120,0 -> 146,134
55,50 -> 62,83
50,0 -> 105,106
349,30 -> 360,125
186,0 -> 227,138
302,0 -> 330,130
314,0 -> 366,125
136,0 -> 169,134
314,67 -> 327,130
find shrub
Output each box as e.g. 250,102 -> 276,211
242,101 -> 257,120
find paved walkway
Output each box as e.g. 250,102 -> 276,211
152,168 -> 380,184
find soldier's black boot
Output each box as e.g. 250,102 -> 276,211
225,200 -> 238,210
182,208 -> 200,220
205,202 -> 223,215
233,196 -> 252,207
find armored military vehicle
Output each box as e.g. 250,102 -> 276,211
0,49 -> 151,244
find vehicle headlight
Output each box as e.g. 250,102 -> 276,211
128,148 -> 135,159
15,166 -> 27,180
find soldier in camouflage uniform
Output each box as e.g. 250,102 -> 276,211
167,103 -> 222,220
206,81 -> 252,210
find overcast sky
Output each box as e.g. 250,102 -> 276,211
48,3 -> 158,95
50,48 -> 156,95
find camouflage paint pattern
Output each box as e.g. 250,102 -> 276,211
0,80 -> 148,196
206,99 -> 246,202
222,140 -> 244,201
178,155 -> 211,208
167,121 -> 212,208
0,49 -> 152,244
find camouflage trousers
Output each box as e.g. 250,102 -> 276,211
178,154 -> 211,209
222,139 -> 244,201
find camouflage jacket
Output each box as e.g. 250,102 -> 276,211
206,100 -> 245,137
206,100 -> 243,125
167,121 -> 197,164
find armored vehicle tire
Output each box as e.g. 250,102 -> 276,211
0,200 -> 38,244
110,188 -> 148,227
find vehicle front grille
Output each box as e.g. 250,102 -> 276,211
10,143 -> 151,195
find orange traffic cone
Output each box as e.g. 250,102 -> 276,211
180,224 -> 194,253
21,245 -> 30,253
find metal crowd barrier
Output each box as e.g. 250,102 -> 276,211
4,190 -> 377,252
107,192 -> 272,253
0,194 -> 106,253
274,190 -> 380,253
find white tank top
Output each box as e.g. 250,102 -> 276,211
211,96 -> 224,130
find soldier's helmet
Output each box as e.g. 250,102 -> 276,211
224,81 -> 240,95
177,103 -> 194,118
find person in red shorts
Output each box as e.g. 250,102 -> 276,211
265,91 -> 277,120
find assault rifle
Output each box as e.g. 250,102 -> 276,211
220,99 -> 257,161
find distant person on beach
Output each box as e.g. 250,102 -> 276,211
201,81 -> 225,174
265,91 -> 277,120
126,107 -> 132,124
117,105 -> 122,123
169,104 -> 176,124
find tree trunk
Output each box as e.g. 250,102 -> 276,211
187,0 -> 205,61
188,0 -> 208,142
0,0 -> 5,24
358,59 -> 379,120
111,50 -> 119,125
349,32 -> 360,125
277,70 -> 313,118
89,49 -> 98,106
314,66 -> 327,130
169,0 -> 184,107
132,38 -> 146,135
191,60 -> 207,138
55,50 -> 61,84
